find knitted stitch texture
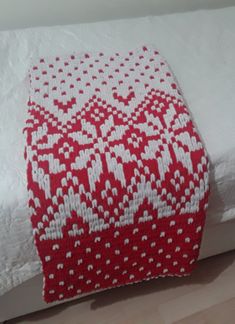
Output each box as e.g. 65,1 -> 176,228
25,46 -> 209,302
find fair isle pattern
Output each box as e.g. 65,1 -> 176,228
25,46 -> 209,303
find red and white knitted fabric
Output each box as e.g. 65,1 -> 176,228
25,46 -> 209,303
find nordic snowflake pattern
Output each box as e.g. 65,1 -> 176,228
25,46 -> 209,302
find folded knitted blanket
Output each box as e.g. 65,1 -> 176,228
25,46 -> 209,303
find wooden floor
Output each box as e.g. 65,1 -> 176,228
8,250 -> 235,324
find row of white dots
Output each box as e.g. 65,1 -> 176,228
48,263 -> 191,297
49,256 -> 195,280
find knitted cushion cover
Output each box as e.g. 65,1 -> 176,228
25,46 -> 209,303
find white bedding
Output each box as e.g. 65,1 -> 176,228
0,7 -> 235,296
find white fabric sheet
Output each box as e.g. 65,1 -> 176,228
0,6 -> 235,296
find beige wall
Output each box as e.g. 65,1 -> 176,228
0,0 -> 235,30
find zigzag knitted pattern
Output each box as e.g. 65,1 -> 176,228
25,46 -> 209,302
